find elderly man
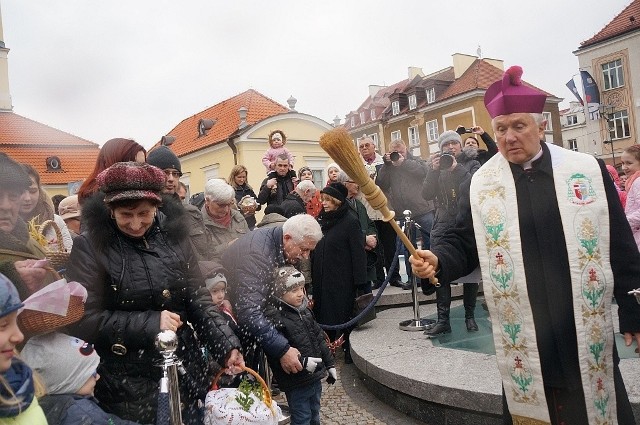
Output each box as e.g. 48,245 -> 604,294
377,138 -> 434,289
279,180 -> 316,218
0,153 -> 57,299
410,66 -> 640,424
358,137 -> 393,289
222,214 -> 322,374
257,154 -> 296,206
188,178 -> 248,263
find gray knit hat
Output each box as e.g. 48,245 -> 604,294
147,146 -> 182,174
273,266 -> 305,298
21,332 -> 100,394
438,130 -> 462,150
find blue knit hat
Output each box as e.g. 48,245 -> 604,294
0,274 -> 24,318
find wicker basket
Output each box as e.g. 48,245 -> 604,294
40,220 -> 70,270
18,294 -> 85,335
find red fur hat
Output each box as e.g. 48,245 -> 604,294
97,162 -> 165,204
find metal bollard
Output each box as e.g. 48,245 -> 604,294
155,330 -> 183,425
398,210 -> 436,331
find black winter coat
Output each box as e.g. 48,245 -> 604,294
264,298 -> 334,392
376,152 -> 434,216
279,193 -> 306,218
312,203 -> 366,326
257,172 -> 295,206
66,194 -> 241,423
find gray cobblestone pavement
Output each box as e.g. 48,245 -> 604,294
275,350 -> 426,425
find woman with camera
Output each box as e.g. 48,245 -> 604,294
422,130 -> 481,337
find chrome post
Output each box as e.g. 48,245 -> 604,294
155,330 -> 183,425
399,210 -> 435,331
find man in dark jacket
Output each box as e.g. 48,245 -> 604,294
410,66 -> 640,425
257,154 -> 296,206
376,139 -> 434,288
221,214 -> 322,375
279,180 -> 316,218
422,130 -> 481,337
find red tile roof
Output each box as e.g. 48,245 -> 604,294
440,60 -> 553,100
0,112 -> 99,185
581,0 -> 640,48
157,89 -> 289,157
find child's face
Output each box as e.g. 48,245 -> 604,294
0,311 -> 23,373
209,282 -> 227,306
621,151 -> 640,177
281,285 -> 305,307
76,371 -> 99,396
270,134 -> 284,149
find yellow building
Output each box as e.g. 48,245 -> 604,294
155,89 -> 334,208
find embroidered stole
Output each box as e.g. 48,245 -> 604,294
470,143 -> 617,425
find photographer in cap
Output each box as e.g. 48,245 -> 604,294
422,130 -> 481,337
376,139 -> 434,289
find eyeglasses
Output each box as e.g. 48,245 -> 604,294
164,170 -> 182,178
358,143 -> 371,149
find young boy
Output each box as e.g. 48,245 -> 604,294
266,266 -> 336,425
21,332 -> 143,425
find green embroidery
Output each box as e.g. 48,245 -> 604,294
235,379 -> 264,412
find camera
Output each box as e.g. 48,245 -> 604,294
389,151 -> 400,162
456,127 -> 473,135
439,153 -> 454,169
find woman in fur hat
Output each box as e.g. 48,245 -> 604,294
65,162 -> 243,425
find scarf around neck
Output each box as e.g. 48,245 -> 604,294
0,359 -> 35,418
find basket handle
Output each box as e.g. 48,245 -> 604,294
210,365 -> 274,415
39,219 -> 66,253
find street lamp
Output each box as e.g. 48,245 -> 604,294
598,104 -> 616,165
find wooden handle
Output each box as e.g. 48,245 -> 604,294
387,217 -> 439,287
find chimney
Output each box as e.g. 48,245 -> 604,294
368,85 -> 386,97
452,53 -> 477,79
238,106 -> 248,129
408,66 -> 424,79
333,116 -> 341,127
287,95 -> 297,111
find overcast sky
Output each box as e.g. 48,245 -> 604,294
1,0 -> 632,149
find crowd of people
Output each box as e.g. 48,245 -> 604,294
0,66 -> 638,425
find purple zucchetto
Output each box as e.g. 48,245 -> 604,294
484,66 -> 547,118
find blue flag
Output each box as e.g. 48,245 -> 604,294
580,70 -> 601,120
565,78 -> 584,105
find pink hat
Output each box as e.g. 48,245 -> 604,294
484,66 -> 546,118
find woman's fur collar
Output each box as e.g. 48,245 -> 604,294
82,192 -> 189,252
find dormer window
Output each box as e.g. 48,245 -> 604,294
408,94 -> 417,110
350,116 -> 355,127
392,101 -> 400,116
359,111 -> 365,125
426,88 -> 436,104
370,109 -> 376,121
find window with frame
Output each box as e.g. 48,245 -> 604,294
608,110 -> 630,140
359,111 -> 365,125
370,109 -> 376,121
426,120 -> 438,142
426,87 -> 436,104
391,130 -> 401,141
568,139 -> 578,151
566,115 -> 578,125
350,116 -> 355,127
408,94 -> 417,110
408,126 -> 420,147
391,101 -> 400,116
602,59 -> 624,90
542,112 -> 552,131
